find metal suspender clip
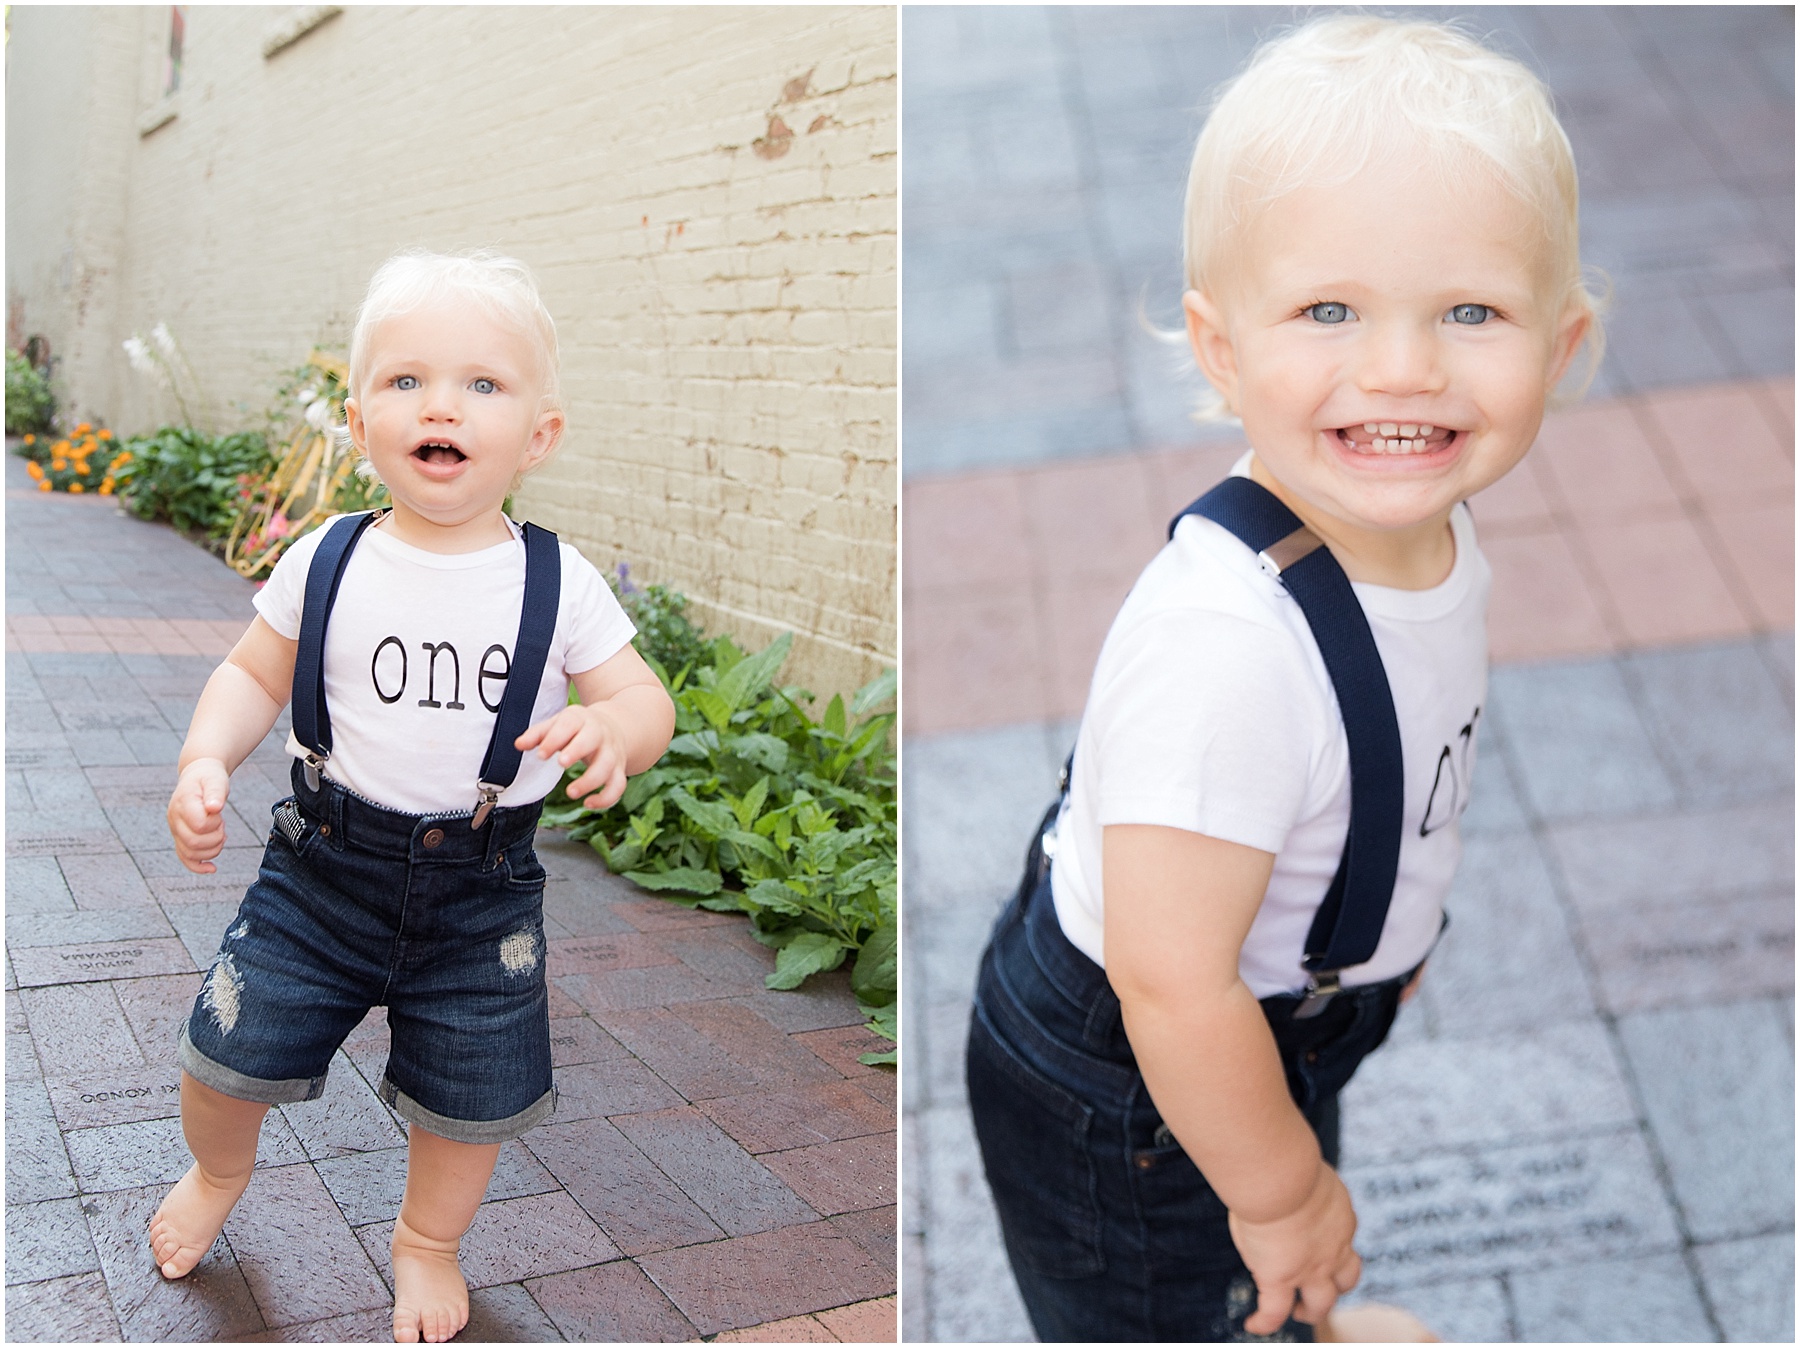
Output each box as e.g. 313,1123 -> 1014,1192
1257,524 -> 1324,579
303,751 -> 327,792
472,783 -> 501,831
1293,969 -> 1342,1019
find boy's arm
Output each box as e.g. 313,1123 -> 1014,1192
169,616 -> 298,874
1104,822 -> 1360,1334
515,643 -> 676,811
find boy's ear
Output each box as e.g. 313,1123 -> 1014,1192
1183,289 -> 1239,414
343,397 -> 366,452
522,407 -> 565,472
1546,302 -> 1593,389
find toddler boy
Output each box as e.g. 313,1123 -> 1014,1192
967,17 -> 1599,1341
150,250 -> 675,1342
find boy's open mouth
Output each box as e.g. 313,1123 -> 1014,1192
1335,423 -> 1456,456
413,441 -> 467,465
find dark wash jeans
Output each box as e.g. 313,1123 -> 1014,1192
965,867 -> 1407,1342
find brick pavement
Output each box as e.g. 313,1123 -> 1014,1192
900,6 -> 1793,1342
3,452 -> 897,1342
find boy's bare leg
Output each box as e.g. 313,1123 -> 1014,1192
1319,1303 -> 1440,1342
390,1125 -> 501,1343
149,1071 -> 270,1278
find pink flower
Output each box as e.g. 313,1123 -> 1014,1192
265,513 -> 292,541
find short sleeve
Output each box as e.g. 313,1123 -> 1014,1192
251,522 -> 332,641
558,546 -> 637,674
1088,609 -> 1325,854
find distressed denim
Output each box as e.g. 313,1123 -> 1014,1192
179,759 -> 553,1144
966,867 -> 1408,1342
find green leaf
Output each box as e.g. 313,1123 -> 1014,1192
624,866 -> 723,895
765,933 -> 849,990
822,693 -> 847,738
849,665 -> 897,716
857,1047 -> 898,1066
721,732 -> 788,773
714,632 -> 792,716
734,776 -> 770,830
687,688 -> 733,732
850,918 -> 897,1007
667,788 -> 735,839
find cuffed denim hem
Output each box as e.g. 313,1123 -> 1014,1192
177,1022 -> 328,1104
378,1077 -> 555,1144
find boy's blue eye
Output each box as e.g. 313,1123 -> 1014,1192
471,378 -> 497,395
395,374 -> 419,390
1306,302 -> 1352,324
1449,303 -> 1493,325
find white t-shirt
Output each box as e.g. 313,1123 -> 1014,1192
1050,459 -> 1490,998
255,515 -> 636,815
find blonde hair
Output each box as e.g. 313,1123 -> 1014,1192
1183,15 -> 1606,417
347,248 -> 562,413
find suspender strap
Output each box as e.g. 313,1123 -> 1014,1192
476,521 -> 562,795
1168,476 -> 1405,975
290,515 -> 562,824
291,511 -> 379,763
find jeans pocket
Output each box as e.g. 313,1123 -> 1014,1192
966,1000 -> 1106,1279
1128,1133 -> 1242,1278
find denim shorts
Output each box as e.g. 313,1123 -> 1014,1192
965,866 -> 1408,1342
178,760 -> 554,1145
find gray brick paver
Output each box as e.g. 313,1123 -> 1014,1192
614,1105 -> 820,1236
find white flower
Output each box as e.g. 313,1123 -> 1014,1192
122,336 -> 156,374
151,322 -> 177,360
296,386 -> 319,405
303,398 -> 330,430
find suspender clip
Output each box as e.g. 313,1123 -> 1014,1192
472,783 -> 501,830
303,752 -> 327,792
1257,524 -> 1324,578
1292,970 -> 1342,1019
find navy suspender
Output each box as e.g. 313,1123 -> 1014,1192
1166,477 -> 1405,1008
290,512 -> 563,828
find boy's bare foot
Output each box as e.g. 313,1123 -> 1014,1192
148,1162 -> 252,1279
391,1214 -> 470,1343
1319,1302 -> 1440,1342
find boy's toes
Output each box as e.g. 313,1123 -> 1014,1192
392,1307 -> 421,1343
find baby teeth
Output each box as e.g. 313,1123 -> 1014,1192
1380,422 -> 1398,436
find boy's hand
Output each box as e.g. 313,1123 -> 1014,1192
168,759 -> 232,873
516,704 -> 630,811
1229,1160 -> 1361,1334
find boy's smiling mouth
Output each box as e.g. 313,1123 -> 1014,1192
1334,423 -> 1457,456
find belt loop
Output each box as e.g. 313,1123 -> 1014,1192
482,810 -> 507,871
324,782 -> 346,849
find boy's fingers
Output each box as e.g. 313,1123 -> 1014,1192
584,764 -> 628,811
1294,1275 -> 1341,1325
1243,1283 -> 1296,1336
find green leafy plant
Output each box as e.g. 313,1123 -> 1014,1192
543,628 -> 898,1063
113,426 -> 276,539
607,564 -> 711,677
6,349 -> 56,436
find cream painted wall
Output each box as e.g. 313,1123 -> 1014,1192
6,5 -> 896,698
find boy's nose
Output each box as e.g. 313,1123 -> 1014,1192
420,382 -> 462,420
1353,323 -> 1446,398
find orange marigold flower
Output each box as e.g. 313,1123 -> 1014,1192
68,483 -> 84,493
26,461 -> 43,480
51,458 -> 67,472
37,480 -> 51,492
98,429 -> 113,440
99,481 -> 115,496
52,440 -> 69,454
23,434 -> 35,445
75,422 -> 91,434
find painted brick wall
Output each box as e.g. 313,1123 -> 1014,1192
8,5 -> 896,698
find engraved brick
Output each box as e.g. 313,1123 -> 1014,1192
46,1063 -> 184,1129
10,938 -> 194,987
546,931 -> 682,977
548,1013 -> 628,1067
